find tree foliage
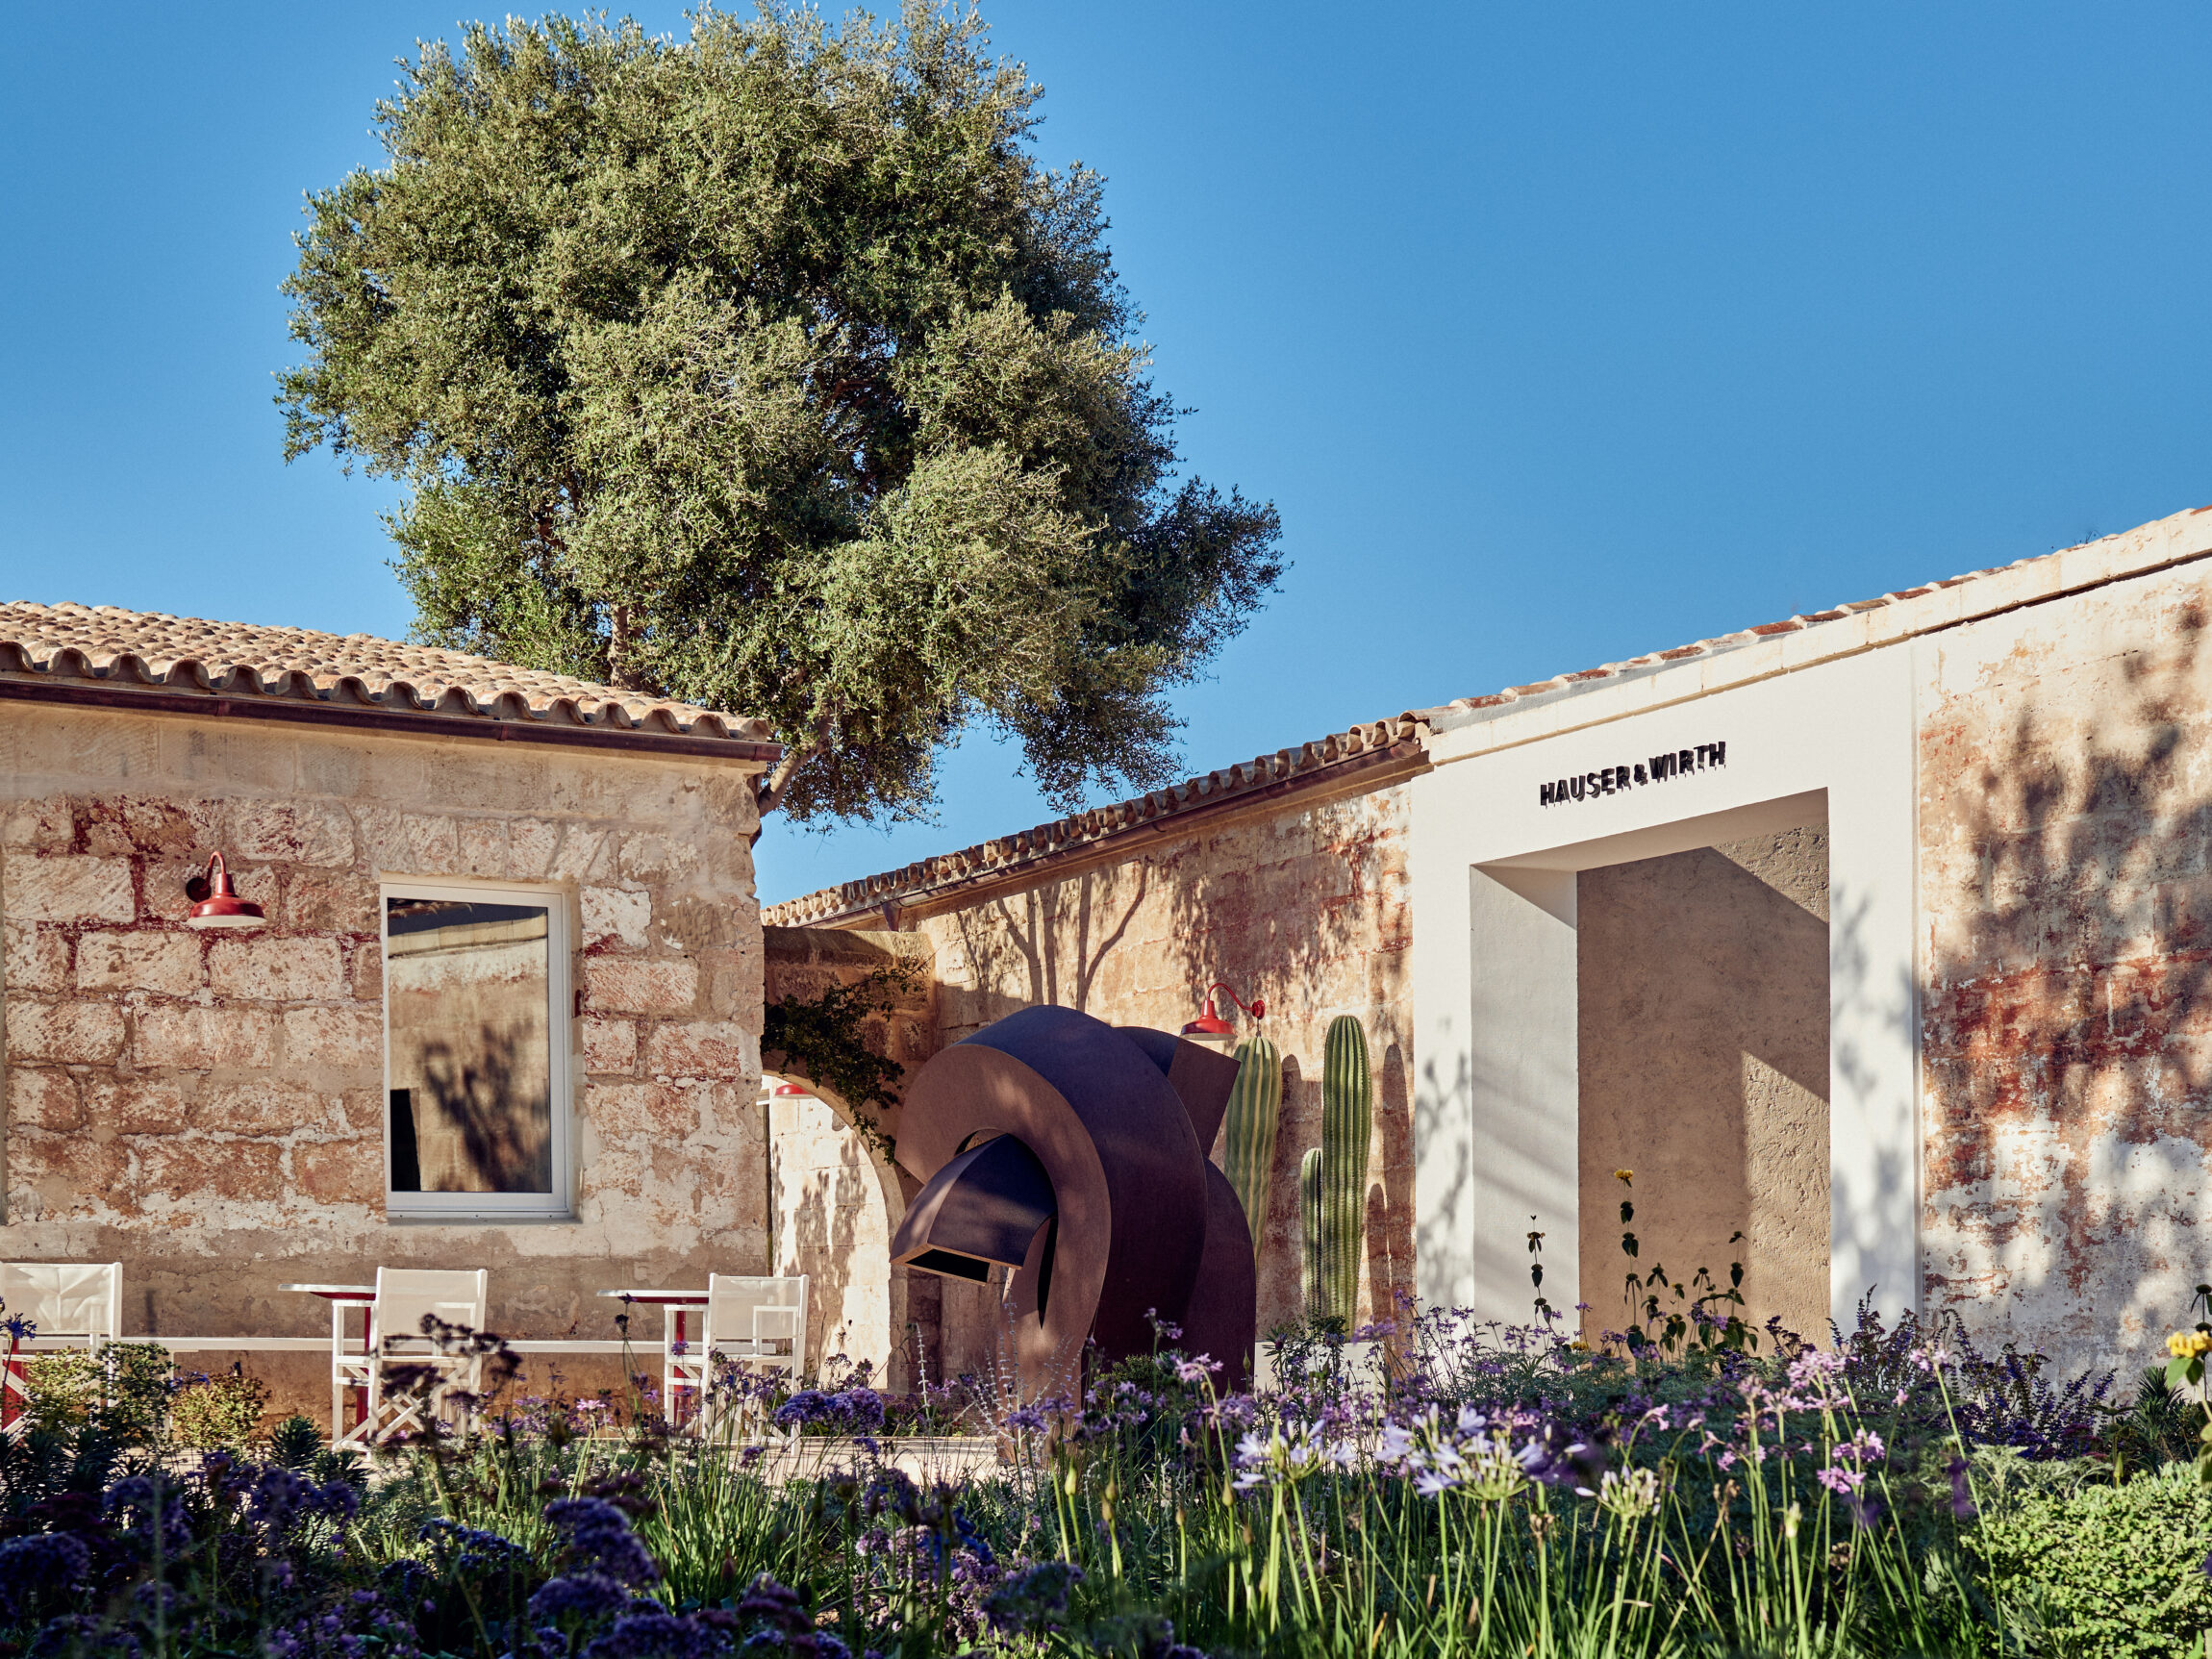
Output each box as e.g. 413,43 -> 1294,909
760,961 -> 915,1161
280,4 -> 1283,823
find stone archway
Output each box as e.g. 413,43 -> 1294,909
760,924 -> 942,1393
761,1070 -> 910,1390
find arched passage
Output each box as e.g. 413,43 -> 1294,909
761,1070 -> 910,1390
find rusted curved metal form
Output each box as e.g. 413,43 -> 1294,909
890,1005 -> 1256,1394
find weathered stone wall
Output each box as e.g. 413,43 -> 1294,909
899,783 -> 1416,1381
1,700 -> 766,1416
761,926 -> 937,1393
768,1087 -> 898,1384
1922,560 -> 2212,1374
1576,828 -> 1831,1343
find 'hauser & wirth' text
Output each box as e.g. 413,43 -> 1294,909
1539,742 -> 1726,807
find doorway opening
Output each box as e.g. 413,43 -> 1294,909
1573,825 -> 1830,1344
1469,789 -> 1832,1338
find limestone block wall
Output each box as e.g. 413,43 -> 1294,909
905,784 -> 1416,1381
1922,559 -> 2212,1373
0,700 -> 767,1413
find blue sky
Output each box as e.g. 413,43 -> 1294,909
5,4 -> 2209,905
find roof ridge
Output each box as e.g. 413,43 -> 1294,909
0,599 -> 777,748
760,713 -> 1429,926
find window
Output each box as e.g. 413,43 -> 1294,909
382,878 -> 573,1219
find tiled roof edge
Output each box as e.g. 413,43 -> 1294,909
1419,502 -> 2212,739
761,716 -> 1428,927
0,605 -> 780,757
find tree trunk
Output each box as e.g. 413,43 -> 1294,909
750,703 -> 837,843
606,604 -> 648,692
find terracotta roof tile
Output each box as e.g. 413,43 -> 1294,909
760,713 -> 1429,926
0,601 -> 775,749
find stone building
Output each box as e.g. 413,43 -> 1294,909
0,603 -> 777,1409
769,502 -> 2212,1380
13,499 -> 2212,1402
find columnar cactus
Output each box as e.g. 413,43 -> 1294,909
1318,1014 -> 1372,1327
1299,1148 -> 1326,1322
1223,1034 -> 1283,1260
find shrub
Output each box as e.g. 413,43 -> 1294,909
18,1343 -> 172,1444
1973,1462 -> 2212,1658
170,1370 -> 271,1450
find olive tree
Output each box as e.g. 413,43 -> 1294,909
280,4 -> 1282,824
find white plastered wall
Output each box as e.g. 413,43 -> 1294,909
1410,643 -> 1918,1332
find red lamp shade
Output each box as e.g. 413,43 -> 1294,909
1181,999 -> 1236,1040
1182,981 -> 1264,1045
183,853 -> 265,930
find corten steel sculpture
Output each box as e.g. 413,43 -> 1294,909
890,1005 -> 1258,1393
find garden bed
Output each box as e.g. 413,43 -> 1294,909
4,1301 -> 2210,1657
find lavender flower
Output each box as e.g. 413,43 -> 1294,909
103,1474 -> 191,1558
31,1614 -> 140,1659
1843,1490 -> 1887,1531
266,1591 -> 422,1659
581,1609 -> 726,1659
544,1497 -> 661,1587
0,1534 -> 91,1617
419,1518 -> 532,1578
531,1572 -> 635,1625
1946,1454 -> 1977,1521
985,1561 -> 1084,1637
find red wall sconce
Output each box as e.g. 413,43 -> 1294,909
183,853 -> 265,930
1182,980 -> 1265,1048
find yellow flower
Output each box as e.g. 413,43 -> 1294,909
2167,1330 -> 2212,1358
1615,1169 -> 1634,1184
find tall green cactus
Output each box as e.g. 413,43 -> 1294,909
1223,1034 -> 1283,1260
1318,1015 -> 1372,1327
1299,1148 -> 1326,1322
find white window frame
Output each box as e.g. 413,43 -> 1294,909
380,874 -> 575,1222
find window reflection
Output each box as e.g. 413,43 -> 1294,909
385,897 -> 552,1194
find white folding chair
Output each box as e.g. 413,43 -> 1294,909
334,1268 -> 490,1451
0,1263 -> 119,1439
680,1274 -> 807,1440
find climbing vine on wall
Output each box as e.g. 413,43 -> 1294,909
761,963 -> 917,1163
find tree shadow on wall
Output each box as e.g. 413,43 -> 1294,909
1150,794 -> 1412,1332
413,1032 -> 549,1193
769,1079 -> 892,1380
940,866 -> 1149,1031
925,792 -> 1413,1332
1920,591 -> 2212,1370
